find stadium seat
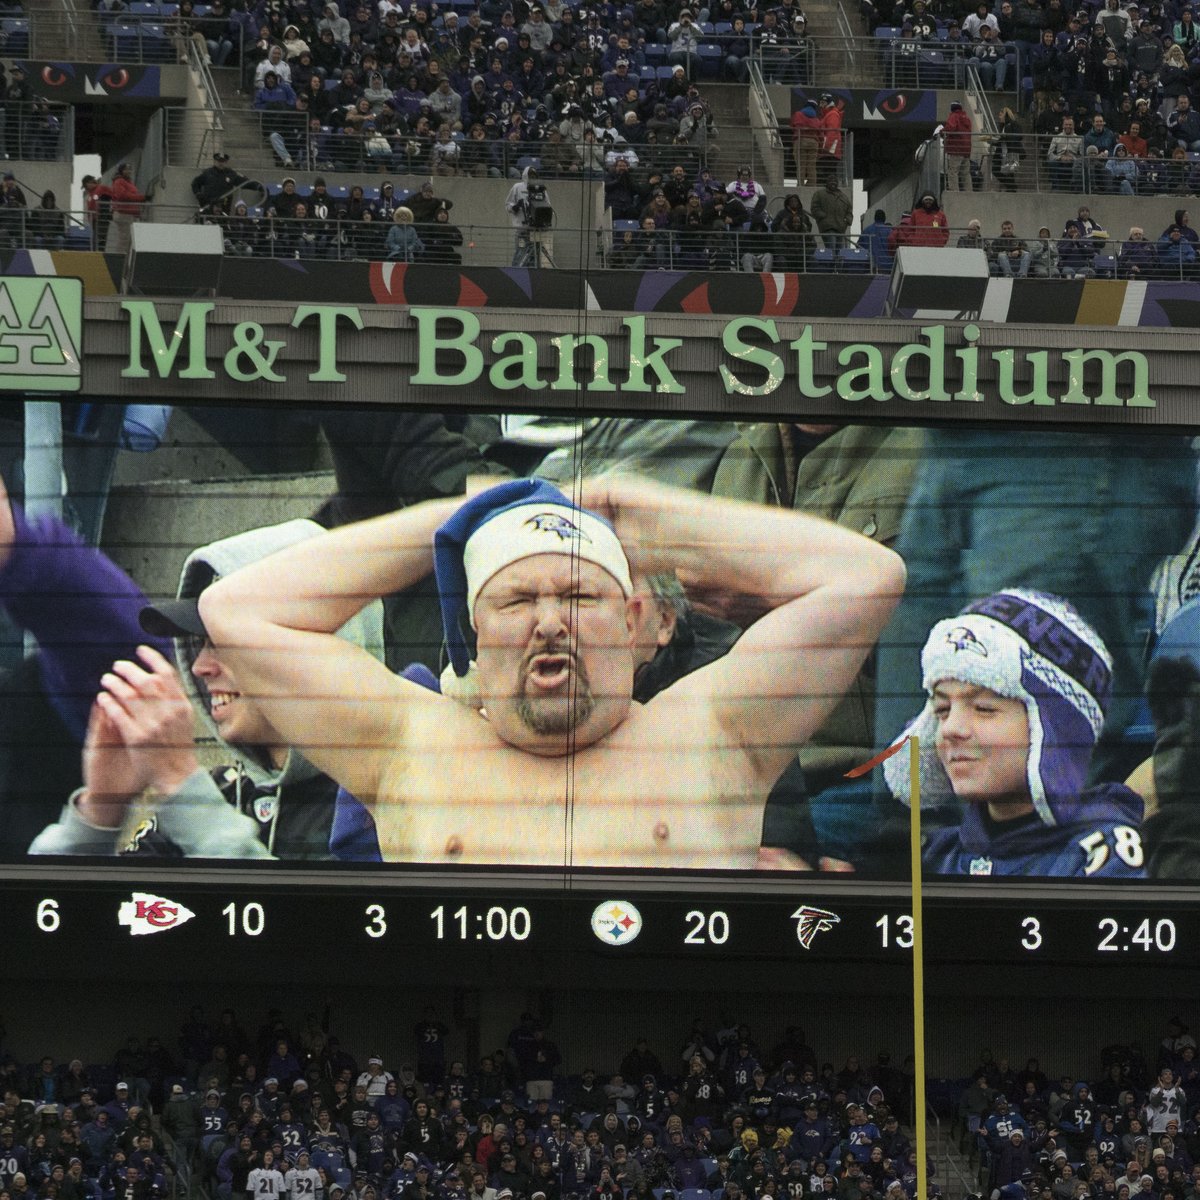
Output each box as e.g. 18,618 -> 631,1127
839,247 -> 871,272
1093,254 -> 1117,278
1,16 -> 29,54
698,44 -> 723,76
810,248 -> 836,271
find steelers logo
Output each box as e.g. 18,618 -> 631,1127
590,900 -> 643,946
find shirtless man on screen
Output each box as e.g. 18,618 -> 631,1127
198,477 -> 905,869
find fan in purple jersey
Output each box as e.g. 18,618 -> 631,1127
883,589 -> 1146,878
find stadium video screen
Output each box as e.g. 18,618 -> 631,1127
4,403 -> 1198,885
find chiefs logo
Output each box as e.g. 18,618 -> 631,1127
790,905 -> 840,949
117,892 -> 196,936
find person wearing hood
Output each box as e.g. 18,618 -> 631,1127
364,70 -> 392,113
882,589 -> 1147,878
386,206 -> 425,261
319,2 -> 350,44
282,24 -> 310,61
791,96 -> 822,186
466,75 -> 493,125
429,76 -> 463,129
29,519 -> 384,860
810,176 -> 852,251
887,191 -> 948,251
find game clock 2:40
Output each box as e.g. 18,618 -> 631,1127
1016,915 -> 1179,954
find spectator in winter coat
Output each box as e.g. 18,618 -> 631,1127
942,100 -> 974,191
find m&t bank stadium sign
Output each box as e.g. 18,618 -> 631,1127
113,301 -> 1155,410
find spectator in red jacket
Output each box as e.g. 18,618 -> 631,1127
818,92 -> 843,183
943,100 -> 975,191
110,162 -> 147,254
887,192 -> 950,251
81,175 -> 113,251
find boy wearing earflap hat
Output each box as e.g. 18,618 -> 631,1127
882,589 -> 1145,877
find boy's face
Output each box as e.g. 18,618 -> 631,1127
932,680 -> 1031,809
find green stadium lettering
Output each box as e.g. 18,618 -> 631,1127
119,301 -> 1156,409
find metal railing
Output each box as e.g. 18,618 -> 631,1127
29,10 -> 182,63
164,107 -> 729,178
964,63 -> 998,136
748,59 -> 786,183
834,35 -> 1023,91
0,102 -> 72,163
31,201 -> 1200,280
940,130 -> 1200,195
749,41 -> 818,85
928,1101 -> 978,1200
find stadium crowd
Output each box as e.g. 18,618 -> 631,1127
961,1021 -> 1200,1200
227,0 -> 753,177
0,1012 -> 927,1200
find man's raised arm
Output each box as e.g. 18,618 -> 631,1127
197,497 -> 462,802
581,476 -> 906,780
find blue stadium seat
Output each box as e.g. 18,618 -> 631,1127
333,1169 -> 352,1191
1092,254 -> 1117,278
839,247 -> 871,272
1,17 -> 28,54
681,1190 -> 711,1200
362,186 -> 381,201
697,43 -> 722,76
612,219 -> 639,232
645,44 -> 668,65
810,248 -> 836,271
328,184 -> 350,200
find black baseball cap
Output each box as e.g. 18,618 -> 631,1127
140,598 -> 206,639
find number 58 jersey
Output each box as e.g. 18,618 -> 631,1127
921,784 -> 1146,878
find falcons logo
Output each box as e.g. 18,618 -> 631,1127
945,625 -> 988,656
525,511 -> 592,542
790,905 -> 840,949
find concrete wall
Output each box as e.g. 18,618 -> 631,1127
152,168 -> 607,269
937,190 -> 1197,239
8,162 -> 73,206
0,980 -> 1187,1081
